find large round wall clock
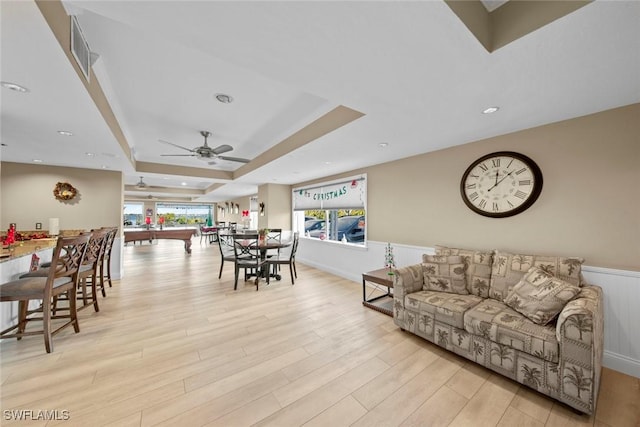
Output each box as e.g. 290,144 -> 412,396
460,151 -> 543,218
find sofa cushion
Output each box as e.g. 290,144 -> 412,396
504,266 -> 581,325
434,246 -> 493,297
463,299 -> 559,363
406,291 -> 482,329
489,251 -> 584,302
421,255 -> 468,295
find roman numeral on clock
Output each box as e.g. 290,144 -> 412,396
515,190 -> 528,199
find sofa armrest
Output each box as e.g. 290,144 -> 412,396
392,264 -> 424,306
556,285 -> 603,344
556,284 -> 604,413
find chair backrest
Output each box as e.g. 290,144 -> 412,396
84,229 -> 110,268
266,229 -> 282,244
232,233 -> 260,263
101,227 -> 118,260
46,234 -> 91,297
289,232 -> 300,260
217,230 -> 235,257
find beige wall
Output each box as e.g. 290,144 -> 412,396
257,183 -> 292,230
1,162 -> 123,233
296,104 -> 640,271
217,196 -> 251,225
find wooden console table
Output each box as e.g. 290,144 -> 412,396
362,268 -> 394,317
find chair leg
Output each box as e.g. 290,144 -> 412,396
218,259 -> 224,279
43,297 -> 53,353
290,264 -> 295,285
99,269 -> 106,298
293,261 -> 297,278
90,274 -> 100,312
106,260 -> 113,287
69,287 -> 80,333
17,300 -> 28,339
234,265 -> 239,290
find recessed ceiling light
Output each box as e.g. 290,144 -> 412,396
482,106 -> 499,114
324,161 -> 331,165
33,159 -> 43,163
181,182 -> 187,186
379,143 -> 389,148
85,152 -> 95,157
214,93 -> 234,104
1,81 -> 29,93
101,165 -> 109,169
57,130 -> 73,136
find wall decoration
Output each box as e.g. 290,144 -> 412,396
259,202 -> 265,216
53,182 -> 78,201
35,222 -> 42,230
460,151 -> 543,218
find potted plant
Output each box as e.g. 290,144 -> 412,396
258,228 -> 269,245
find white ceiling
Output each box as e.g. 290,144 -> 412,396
2,0 -> 639,203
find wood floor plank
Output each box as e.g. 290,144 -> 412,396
399,384 -> 469,427
302,395 -> 368,427
448,374 -> 521,427
351,355 -> 464,427
0,240 -> 637,427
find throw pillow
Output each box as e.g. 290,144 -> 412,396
504,266 -> 581,325
433,246 -> 493,297
489,250 -> 584,302
422,255 -> 468,295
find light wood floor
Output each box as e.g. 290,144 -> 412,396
1,239 -> 638,427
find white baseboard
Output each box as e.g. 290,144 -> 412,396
604,350 -> 640,378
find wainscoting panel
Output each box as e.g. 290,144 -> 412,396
296,238 -> 640,378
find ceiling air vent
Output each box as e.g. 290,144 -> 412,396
70,16 -> 90,82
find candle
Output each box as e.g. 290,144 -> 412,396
49,218 -> 59,236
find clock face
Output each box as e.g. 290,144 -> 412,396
460,151 -> 543,218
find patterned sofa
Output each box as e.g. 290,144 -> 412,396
392,246 -> 603,415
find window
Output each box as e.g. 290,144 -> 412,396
292,175 -> 367,245
156,203 -> 213,226
123,202 -> 143,226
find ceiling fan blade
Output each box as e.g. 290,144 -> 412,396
160,154 -> 197,157
158,139 -> 195,152
211,144 -> 233,155
218,155 -> 250,163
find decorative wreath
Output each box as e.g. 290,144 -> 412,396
53,182 -> 78,201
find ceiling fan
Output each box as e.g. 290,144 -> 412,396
135,176 -> 148,189
159,131 -> 250,165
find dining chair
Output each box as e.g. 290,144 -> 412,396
266,232 -> 299,285
100,227 -> 118,290
232,233 -> 268,291
265,228 -> 283,271
77,228 -> 111,311
200,224 -> 217,244
0,234 -> 90,353
217,230 -> 236,279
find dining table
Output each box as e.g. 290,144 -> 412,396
225,234 -> 292,281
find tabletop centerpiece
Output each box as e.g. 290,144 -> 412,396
385,242 -> 396,275
258,228 -> 269,245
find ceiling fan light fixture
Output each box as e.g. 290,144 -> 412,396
214,93 -> 234,104
136,176 -> 148,188
1,81 -> 29,93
